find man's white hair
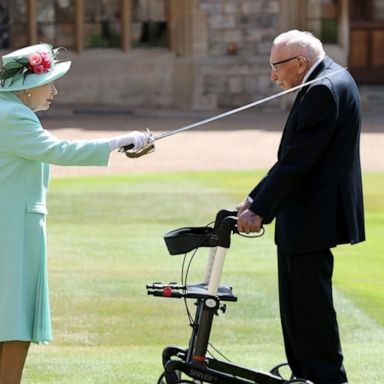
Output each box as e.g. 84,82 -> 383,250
273,30 -> 325,62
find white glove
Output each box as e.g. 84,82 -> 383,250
109,131 -> 149,152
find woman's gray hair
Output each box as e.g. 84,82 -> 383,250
273,30 -> 326,62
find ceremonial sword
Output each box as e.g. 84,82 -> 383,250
120,68 -> 346,158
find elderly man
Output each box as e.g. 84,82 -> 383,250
237,30 -> 365,384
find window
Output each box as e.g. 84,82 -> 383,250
350,0 -> 384,22
37,0 -> 75,48
373,0 -> 384,21
306,0 -> 339,44
0,0 -> 10,48
84,0 -> 121,48
0,0 -> 171,51
131,0 -> 168,48
350,1 -> 370,21
0,0 -> 28,49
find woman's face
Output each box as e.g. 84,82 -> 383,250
22,82 -> 58,112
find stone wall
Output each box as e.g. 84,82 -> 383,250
186,0 -> 281,109
54,0 -> 282,110
55,48 -> 175,109
2,0 -> 359,110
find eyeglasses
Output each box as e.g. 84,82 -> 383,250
269,55 -> 301,71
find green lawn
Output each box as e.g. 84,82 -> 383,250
23,171 -> 384,383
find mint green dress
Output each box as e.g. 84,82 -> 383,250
0,92 -> 111,343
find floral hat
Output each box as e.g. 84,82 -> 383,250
0,43 -> 71,92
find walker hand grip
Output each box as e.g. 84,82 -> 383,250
217,216 -> 237,248
213,209 -> 238,230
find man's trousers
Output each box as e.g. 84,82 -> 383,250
277,248 -> 348,384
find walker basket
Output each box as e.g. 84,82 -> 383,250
164,226 -> 219,255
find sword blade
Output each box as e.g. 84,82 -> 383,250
154,68 -> 346,141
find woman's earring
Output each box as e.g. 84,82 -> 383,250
26,90 -> 31,97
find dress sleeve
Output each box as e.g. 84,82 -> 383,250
2,105 -> 111,166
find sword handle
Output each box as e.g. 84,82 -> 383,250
118,128 -> 155,158
120,143 -> 155,158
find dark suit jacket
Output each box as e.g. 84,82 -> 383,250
249,56 -> 365,254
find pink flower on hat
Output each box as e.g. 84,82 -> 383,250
28,53 -> 42,66
40,51 -> 50,62
28,52 -> 52,74
32,64 -> 45,74
40,52 -> 52,70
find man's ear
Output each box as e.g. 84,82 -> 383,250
297,56 -> 309,74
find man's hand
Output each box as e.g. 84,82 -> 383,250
237,209 -> 263,233
237,197 -> 251,216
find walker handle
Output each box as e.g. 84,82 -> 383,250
216,216 -> 238,249
213,209 -> 238,230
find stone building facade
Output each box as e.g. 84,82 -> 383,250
0,0 -> 383,110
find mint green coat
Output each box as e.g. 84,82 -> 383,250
0,92 -> 111,343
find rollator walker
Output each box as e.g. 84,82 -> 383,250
147,209 -> 313,384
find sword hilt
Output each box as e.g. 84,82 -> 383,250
120,142 -> 155,158
118,128 -> 155,158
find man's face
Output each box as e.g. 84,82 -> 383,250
269,45 -> 308,90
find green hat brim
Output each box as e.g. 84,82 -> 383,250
0,60 -> 71,92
